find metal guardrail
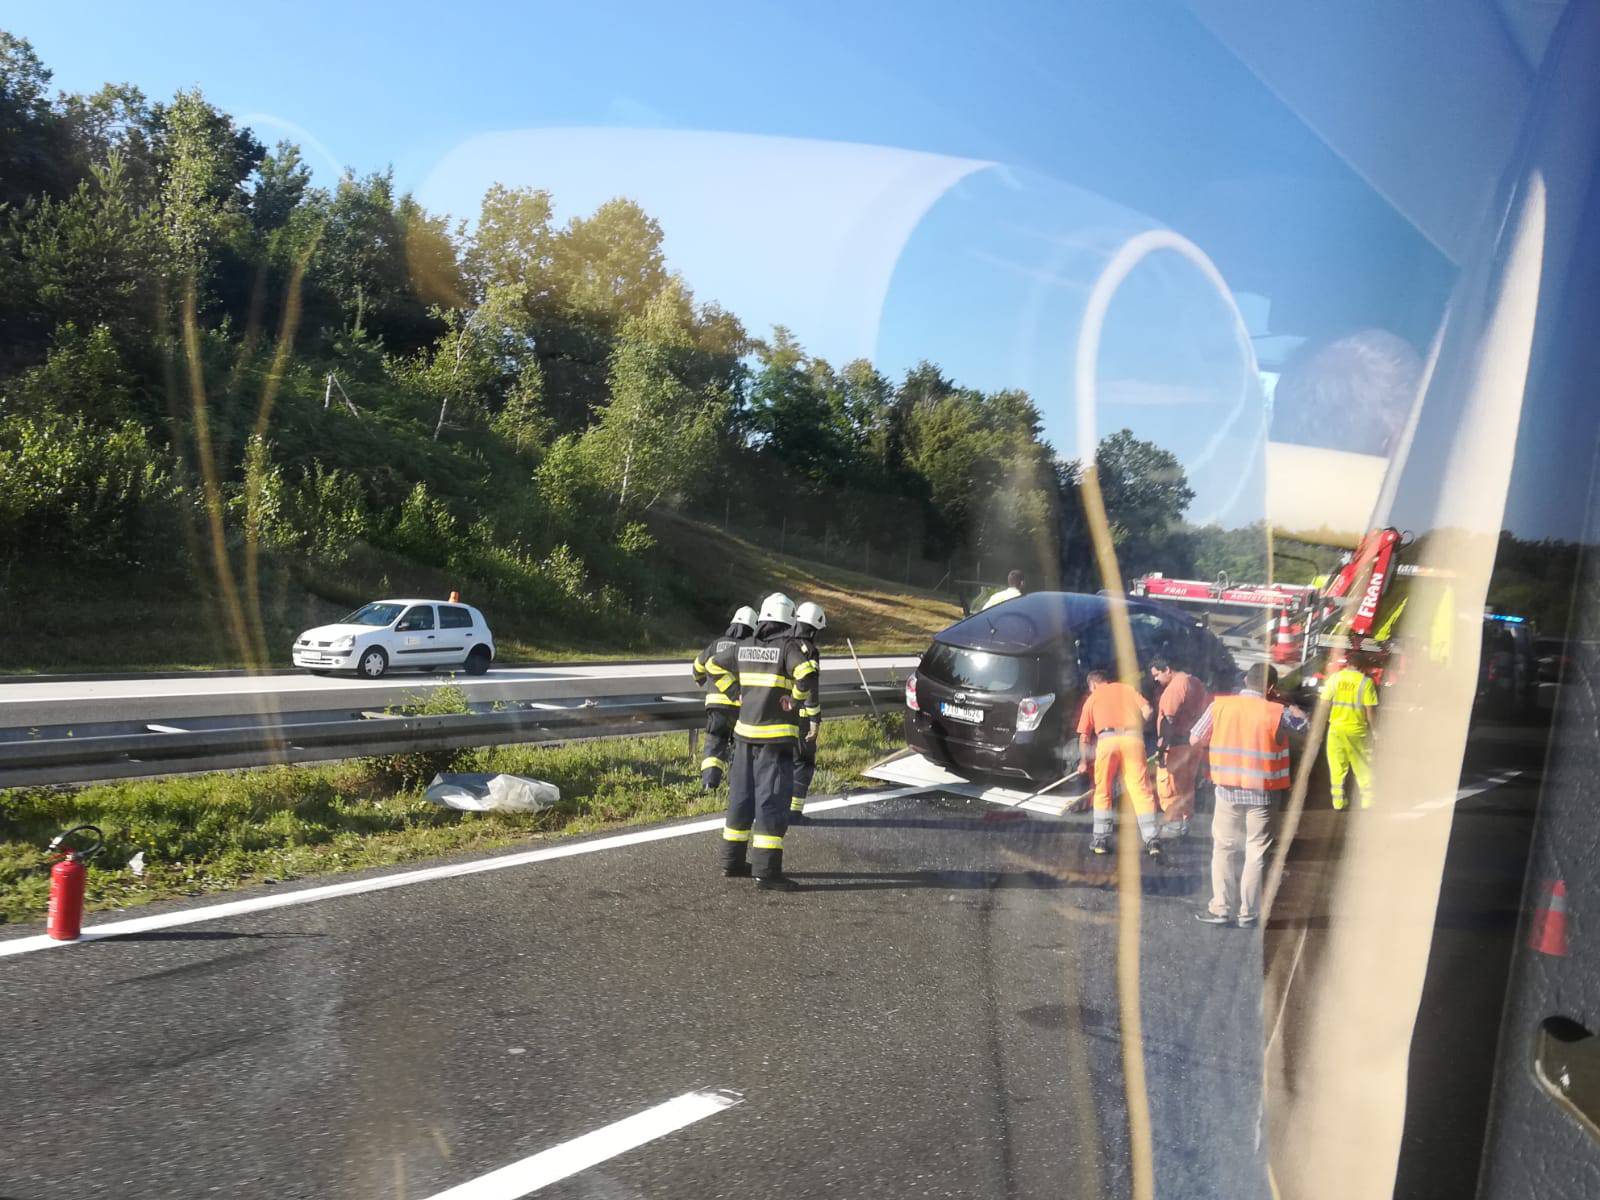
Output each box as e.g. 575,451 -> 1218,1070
0,686 -> 898,789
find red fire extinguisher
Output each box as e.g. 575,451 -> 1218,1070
46,825 -> 104,941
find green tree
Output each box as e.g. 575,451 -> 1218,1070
154,88 -> 262,283
250,140 -> 311,233
465,183 -> 553,295
746,326 -> 853,487
10,151 -> 163,344
493,359 -> 549,455
0,31 -> 74,208
548,197 -> 667,323
578,282 -> 720,518
4,322 -> 137,422
390,282 -> 529,440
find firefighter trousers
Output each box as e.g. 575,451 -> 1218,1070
1326,726 -> 1373,809
701,707 -> 735,788
792,717 -> 818,807
1092,734 -> 1160,843
721,738 -> 795,878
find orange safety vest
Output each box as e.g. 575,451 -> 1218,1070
1208,694 -> 1291,791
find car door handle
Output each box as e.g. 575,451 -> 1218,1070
1535,1016 -> 1600,1138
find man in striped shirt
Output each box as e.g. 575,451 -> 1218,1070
1190,663 -> 1308,928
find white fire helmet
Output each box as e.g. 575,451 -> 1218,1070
758,592 -> 796,626
795,601 -> 827,631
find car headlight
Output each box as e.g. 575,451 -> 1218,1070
1015,693 -> 1056,733
331,636 -> 355,652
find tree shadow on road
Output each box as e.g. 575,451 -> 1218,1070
787,869 -> 1081,891
107,930 -> 329,942
800,814 -> 1078,835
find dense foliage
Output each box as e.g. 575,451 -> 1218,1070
0,32 -> 1199,660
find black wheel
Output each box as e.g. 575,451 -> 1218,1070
464,645 -> 492,676
357,646 -> 389,679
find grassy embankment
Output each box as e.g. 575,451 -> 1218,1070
0,512 -> 959,673
0,712 -> 905,925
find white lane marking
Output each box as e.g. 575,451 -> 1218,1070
0,786 -> 931,959
421,1089 -> 741,1199
1390,770 -> 1526,821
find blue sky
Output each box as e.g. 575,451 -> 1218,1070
9,0 -> 1432,528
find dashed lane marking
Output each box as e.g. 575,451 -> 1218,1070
420,1088 -> 742,1198
1389,770 -> 1526,821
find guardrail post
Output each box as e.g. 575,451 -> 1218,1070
688,728 -> 700,758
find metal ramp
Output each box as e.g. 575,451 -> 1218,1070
864,751 -> 1086,818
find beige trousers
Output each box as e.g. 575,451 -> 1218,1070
1209,794 -> 1275,920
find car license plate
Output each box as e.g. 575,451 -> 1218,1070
940,702 -> 983,724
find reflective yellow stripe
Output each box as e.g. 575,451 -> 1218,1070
692,656 -> 706,672
739,672 -> 793,689
799,706 -> 821,718
701,757 -> 727,771
723,826 -> 750,842
706,660 -> 732,677
790,800 -> 805,811
752,833 -> 784,850
735,720 -> 800,739
714,674 -> 736,694
794,660 -> 818,679
705,692 -> 739,706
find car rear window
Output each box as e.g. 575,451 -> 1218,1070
921,643 -> 1033,693
439,606 -> 473,629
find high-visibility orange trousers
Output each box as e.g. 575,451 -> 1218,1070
1156,743 -> 1201,821
1093,734 -> 1159,843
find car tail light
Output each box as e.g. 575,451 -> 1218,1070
1015,693 -> 1055,732
905,673 -> 920,712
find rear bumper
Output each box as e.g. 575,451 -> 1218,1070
905,709 -> 1061,782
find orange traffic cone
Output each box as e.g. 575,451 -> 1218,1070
1272,611 -> 1297,664
1529,879 -> 1570,957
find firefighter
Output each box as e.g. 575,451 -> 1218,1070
1322,652 -> 1379,809
709,592 -> 817,891
691,605 -> 756,789
787,601 -> 826,822
1074,670 -> 1161,857
1149,657 -> 1211,837
1191,662 -> 1309,927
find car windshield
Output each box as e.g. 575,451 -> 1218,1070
922,643 -> 1032,693
340,603 -> 403,627
6,5 -> 1598,1198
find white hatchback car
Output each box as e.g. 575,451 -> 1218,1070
293,599 -> 496,678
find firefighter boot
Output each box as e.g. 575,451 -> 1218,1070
720,829 -> 751,877
754,850 -> 800,892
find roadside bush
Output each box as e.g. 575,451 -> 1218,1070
0,412 -> 171,560
293,462 -> 372,566
390,480 -> 457,566
356,684 -> 482,788
5,322 -> 139,423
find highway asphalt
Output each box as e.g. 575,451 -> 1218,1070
1,739 -> 1539,1199
0,657 -> 917,730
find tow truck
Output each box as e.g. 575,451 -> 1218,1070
1133,527 -> 1455,695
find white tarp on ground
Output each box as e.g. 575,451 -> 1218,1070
424,772 -> 561,812
864,751 -> 1084,818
